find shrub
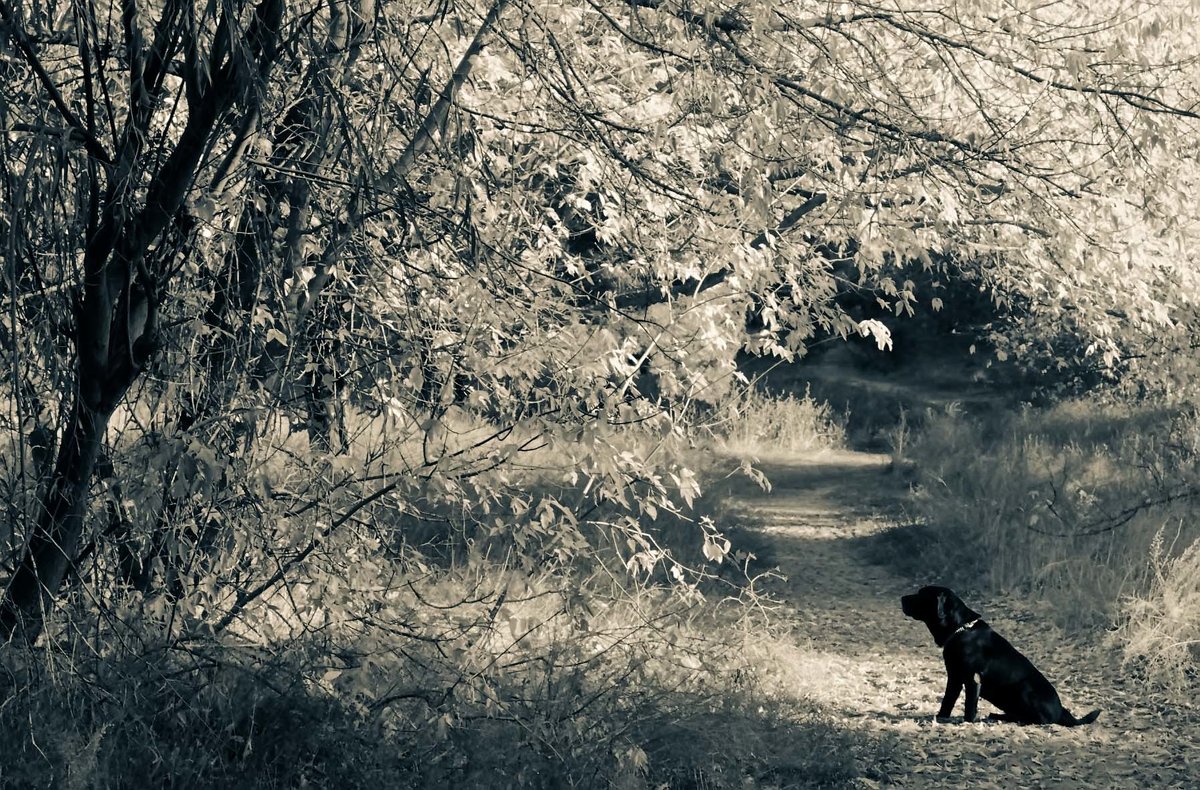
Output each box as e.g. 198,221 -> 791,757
0,393 -> 875,788
0,582 -> 889,789
0,650 -> 411,789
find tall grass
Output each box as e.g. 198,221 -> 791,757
711,386 -> 846,457
1119,527 -> 1200,692
887,398 -> 1200,690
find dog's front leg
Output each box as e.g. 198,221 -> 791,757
937,676 -> 962,720
963,674 -> 980,722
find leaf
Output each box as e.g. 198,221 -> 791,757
702,535 -> 730,564
191,196 -> 217,223
857,319 -> 893,351
739,459 -> 772,492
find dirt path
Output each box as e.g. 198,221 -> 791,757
714,450 -> 1198,789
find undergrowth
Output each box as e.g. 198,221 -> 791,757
874,398 -> 1200,692
0,397 -> 885,789
0,581 -> 885,789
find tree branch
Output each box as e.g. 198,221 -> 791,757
0,0 -> 113,164
383,0 -> 511,186
208,479 -> 403,635
874,13 -> 1200,120
613,192 -> 828,310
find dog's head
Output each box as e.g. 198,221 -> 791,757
901,586 -> 980,646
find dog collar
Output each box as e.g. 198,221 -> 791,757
943,618 -> 981,648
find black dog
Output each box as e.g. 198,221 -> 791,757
900,586 -> 1100,726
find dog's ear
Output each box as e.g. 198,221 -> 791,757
936,591 -> 946,625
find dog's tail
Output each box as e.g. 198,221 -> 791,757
1059,708 -> 1101,727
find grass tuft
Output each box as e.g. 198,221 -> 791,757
1119,524 -> 1200,692
713,386 -> 846,457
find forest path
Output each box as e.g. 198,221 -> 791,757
710,449 -> 1195,789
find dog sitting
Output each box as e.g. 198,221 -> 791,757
901,585 -> 1100,726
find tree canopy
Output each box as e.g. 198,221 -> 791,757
1,0 -> 1198,641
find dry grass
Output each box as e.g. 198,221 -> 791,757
711,386 -> 847,458
876,397 -> 1200,692
1119,526 -> 1200,692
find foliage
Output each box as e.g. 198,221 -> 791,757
0,0 -> 1197,637
0,654 -> 407,789
0,578 -> 886,789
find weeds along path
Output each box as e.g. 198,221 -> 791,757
711,449 -> 1197,789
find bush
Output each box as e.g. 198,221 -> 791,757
0,650 -> 411,789
0,395 -> 876,789
0,443 -> 880,790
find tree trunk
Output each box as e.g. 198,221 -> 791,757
0,396 -> 114,640
0,0 -> 283,642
